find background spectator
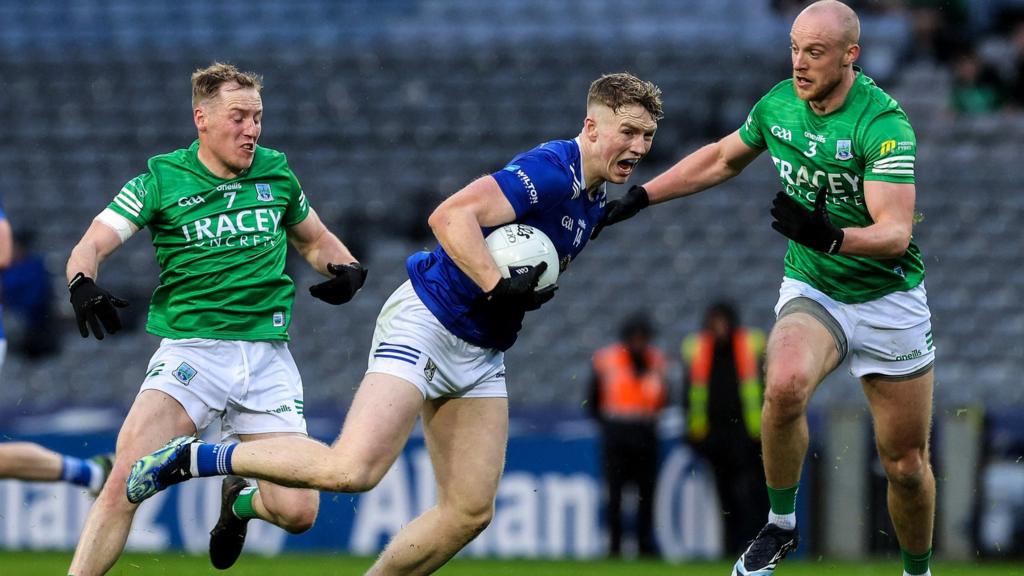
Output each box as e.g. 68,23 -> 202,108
682,302 -> 769,556
589,313 -> 668,558
949,43 -> 1007,115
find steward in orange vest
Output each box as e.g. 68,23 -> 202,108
588,314 -> 666,557
592,341 -> 667,421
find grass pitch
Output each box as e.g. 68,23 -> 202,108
5,552 -> 1023,575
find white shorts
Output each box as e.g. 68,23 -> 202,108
139,338 -> 307,440
366,281 -> 507,400
775,277 -> 935,379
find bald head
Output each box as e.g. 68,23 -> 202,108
795,0 -> 860,47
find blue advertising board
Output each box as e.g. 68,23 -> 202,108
0,409 -> 800,560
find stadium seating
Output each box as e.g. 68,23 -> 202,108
0,0 -> 1020,414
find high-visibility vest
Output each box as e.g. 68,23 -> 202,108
682,328 -> 765,441
592,343 -> 667,420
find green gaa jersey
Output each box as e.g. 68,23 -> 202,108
107,140 -> 310,340
739,69 -> 925,304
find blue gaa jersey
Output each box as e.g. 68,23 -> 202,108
407,138 -> 605,351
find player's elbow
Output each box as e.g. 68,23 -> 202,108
427,205 -> 448,235
427,203 -> 473,243
891,237 -> 911,258
886,227 -> 912,257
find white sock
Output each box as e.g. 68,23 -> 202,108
768,510 -> 796,530
189,443 -> 201,477
86,460 -> 105,493
904,571 -> 931,576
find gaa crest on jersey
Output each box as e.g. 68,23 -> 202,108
835,139 -> 853,161
173,362 -> 198,386
255,183 -> 274,202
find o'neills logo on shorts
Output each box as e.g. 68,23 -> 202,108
894,349 -> 923,361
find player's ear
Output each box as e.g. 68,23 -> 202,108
843,43 -> 860,67
194,105 -> 207,132
583,115 -> 599,142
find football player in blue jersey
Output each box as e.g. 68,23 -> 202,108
0,202 -> 115,497
127,72 -> 662,574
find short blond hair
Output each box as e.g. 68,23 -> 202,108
191,62 -> 262,107
587,73 -> 664,121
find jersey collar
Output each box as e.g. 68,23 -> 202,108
573,136 -> 605,202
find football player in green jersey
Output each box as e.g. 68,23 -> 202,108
63,63 -> 366,576
595,2 -> 934,575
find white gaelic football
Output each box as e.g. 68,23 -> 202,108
485,224 -> 559,290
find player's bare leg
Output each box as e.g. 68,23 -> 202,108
862,368 -> 935,569
761,312 -> 840,488
0,442 -> 63,480
0,442 -> 112,494
69,390 -> 196,576
732,311 -> 841,575
217,373 -> 423,491
368,396 -> 508,575
237,432 -> 320,533
207,432 -> 322,570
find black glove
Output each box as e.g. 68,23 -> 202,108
770,187 -> 844,254
590,185 -> 650,239
68,272 -> 129,340
483,261 -> 557,312
309,262 -> 368,305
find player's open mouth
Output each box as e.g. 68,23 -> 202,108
617,158 -> 640,173
795,75 -> 812,88
240,143 -> 254,153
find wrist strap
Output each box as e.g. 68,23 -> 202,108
630,185 -> 651,208
68,272 -> 89,292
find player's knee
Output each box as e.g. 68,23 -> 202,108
345,468 -> 383,492
268,490 -> 319,533
447,501 -> 494,539
882,449 -> 928,491
96,466 -> 138,511
280,501 -> 319,534
320,461 -> 383,493
764,369 -> 813,421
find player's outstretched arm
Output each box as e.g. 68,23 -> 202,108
427,175 -> 516,293
835,181 -> 915,258
644,130 -> 762,204
287,207 -> 366,305
592,131 -> 762,239
66,218 -> 132,339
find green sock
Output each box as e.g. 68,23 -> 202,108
767,483 -> 799,515
231,487 -> 259,520
901,548 -> 931,575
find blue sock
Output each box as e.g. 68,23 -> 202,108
60,456 -> 93,488
193,443 -> 236,477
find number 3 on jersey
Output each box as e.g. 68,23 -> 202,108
803,140 -> 817,158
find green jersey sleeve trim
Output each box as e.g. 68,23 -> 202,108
107,172 -> 157,227
739,81 -> 792,150
281,159 -> 311,227
861,111 -> 917,184
738,104 -> 766,149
